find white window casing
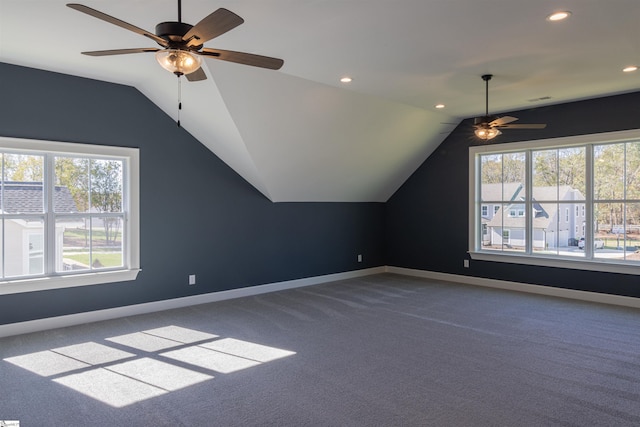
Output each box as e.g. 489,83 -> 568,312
469,129 -> 640,276
0,137 -> 140,295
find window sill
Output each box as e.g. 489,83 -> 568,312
469,251 -> 640,275
0,269 -> 141,295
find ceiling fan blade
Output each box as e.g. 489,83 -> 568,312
489,116 -> 518,126
185,67 -> 207,81
81,48 -> 159,56
184,8 -> 244,47
200,48 -> 284,70
67,3 -> 168,47
498,123 -> 547,129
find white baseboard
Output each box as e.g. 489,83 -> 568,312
0,267 -> 385,338
386,266 -> 640,309
3,265 -> 637,339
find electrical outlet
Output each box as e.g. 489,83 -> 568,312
463,260 -> 470,268
189,274 -> 196,285
357,254 -> 362,262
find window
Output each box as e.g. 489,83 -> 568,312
469,129 -> 640,275
482,205 -> 488,217
508,206 -> 525,217
494,205 -> 500,214
0,137 -> 139,294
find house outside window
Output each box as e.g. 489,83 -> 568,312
0,137 -> 140,295
469,129 -> 640,275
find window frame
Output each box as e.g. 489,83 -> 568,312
0,137 -> 140,295
469,129 -> 640,276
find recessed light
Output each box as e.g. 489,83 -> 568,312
623,66 -> 638,73
547,11 -> 571,21
435,104 -> 445,109
340,77 -> 352,83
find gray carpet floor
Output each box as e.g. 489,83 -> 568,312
2,273 -> 640,426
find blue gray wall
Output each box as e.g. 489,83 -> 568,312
0,62 -> 385,325
386,91 -> 640,298
2,61 -> 640,326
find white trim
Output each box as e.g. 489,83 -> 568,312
469,251 -> 640,275
2,265 -> 639,339
386,266 -> 640,309
0,267 -> 385,338
0,269 -> 141,295
0,136 -> 136,158
469,128 -> 640,155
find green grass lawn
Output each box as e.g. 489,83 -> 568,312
63,228 -> 122,247
599,235 -> 640,249
64,252 -> 123,268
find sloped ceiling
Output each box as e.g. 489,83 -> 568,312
2,0 -> 640,201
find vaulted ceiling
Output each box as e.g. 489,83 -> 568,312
2,1 -> 640,201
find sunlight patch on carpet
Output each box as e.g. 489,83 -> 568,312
53,368 -> 167,408
107,357 -> 214,391
161,346 -> 261,374
106,332 -> 184,352
4,350 -> 90,377
143,325 -> 219,343
200,338 -> 296,362
53,341 -> 134,365
3,325 -> 295,408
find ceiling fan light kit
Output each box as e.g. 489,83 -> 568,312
473,74 -> 547,141
156,49 -> 202,75
474,123 -> 502,140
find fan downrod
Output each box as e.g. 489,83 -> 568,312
481,74 -> 493,119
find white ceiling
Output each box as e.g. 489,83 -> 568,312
2,1 -> 640,201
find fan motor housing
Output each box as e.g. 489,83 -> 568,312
155,21 -> 202,48
474,115 -> 496,126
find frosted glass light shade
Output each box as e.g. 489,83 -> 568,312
475,127 -> 501,140
155,49 -> 202,75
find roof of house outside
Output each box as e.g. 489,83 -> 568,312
481,183 -> 524,202
486,184 -> 585,229
481,183 -> 585,203
488,207 -> 552,229
0,182 -> 78,214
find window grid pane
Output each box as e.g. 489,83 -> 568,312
91,216 -> 124,270
0,149 -> 129,281
4,217 -> 45,278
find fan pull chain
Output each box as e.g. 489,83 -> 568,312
177,75 -> 182,127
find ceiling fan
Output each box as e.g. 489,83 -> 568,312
66,1 -> 284,82
473,74 -> 546,140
